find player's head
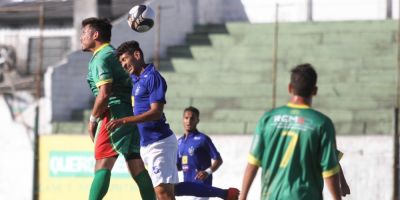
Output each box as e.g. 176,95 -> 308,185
289,63 -> 318,98
80,17 -> 112,52
183,106 -> 200,133
116,40 -> 145,75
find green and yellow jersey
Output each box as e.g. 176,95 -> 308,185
86,43 -> 141,158
86,43 -> 132,106
248,103 -> 340,200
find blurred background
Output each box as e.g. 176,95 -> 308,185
0,0 -> 399,199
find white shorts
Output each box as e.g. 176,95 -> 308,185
140,134 -> 179,187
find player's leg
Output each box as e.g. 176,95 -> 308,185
89,109 -> 119,200
142,134 -> 179,200
175,182 -> 239,200
89,156 -> 118,200
125,153 -> 156,200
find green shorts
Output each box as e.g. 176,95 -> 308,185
94,103 -> 140,160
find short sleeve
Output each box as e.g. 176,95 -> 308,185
94,58 -> 113,87
319,119 -> 340,178
147,72 -> 166,104
248,114 -> 267,167
204,136 -> 222,160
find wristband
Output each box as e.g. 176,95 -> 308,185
205,168 -> 213,175
89,115 -> 99,123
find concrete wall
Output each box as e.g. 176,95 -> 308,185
0,28 -> 73,74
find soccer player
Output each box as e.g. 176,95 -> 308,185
80,17 -> 155,200
106,40 -> 240,200
240,64 -> 344,200
177,106 -> 240,200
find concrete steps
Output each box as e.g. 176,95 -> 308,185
53,20 -> 398,135
162,20 -> 397,135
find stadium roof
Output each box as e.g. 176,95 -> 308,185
0,0 -> 147,28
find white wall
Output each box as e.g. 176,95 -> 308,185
0,93 -> 394,200
161,0 -> 397,23
176,135 -> 394,200
0,95 -> 33,200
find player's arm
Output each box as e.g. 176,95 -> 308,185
320,119 -> 342,200
196,137 -> 223,180
195,158 -> 223,180
209,158 -> 223,173
106,102 -> 163,131
88,83 -> 112,141
339,164 -> 350,196
336,149 -> 350,196
324,173 -> 342,200
240,163 -> 258,200
240,114 -> 266,200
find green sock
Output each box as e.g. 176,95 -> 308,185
134,170 -> 156,200
89,169 -> 111,200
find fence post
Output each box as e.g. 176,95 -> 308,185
307,0 -> 313,22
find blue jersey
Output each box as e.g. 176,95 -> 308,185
131,64 -> 173,146
177,131 -> 222,185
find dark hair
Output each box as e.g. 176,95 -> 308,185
81,17 -> 112,42
290,63 -> 317,97
116,40 -> 143,58
184,106 -> 200,118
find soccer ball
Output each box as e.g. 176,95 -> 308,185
127,5 -> 155,33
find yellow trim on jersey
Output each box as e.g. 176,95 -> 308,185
247,154 -> 261,166
131,96 -> 135,107
93,43 -> 110,55
322,165 -> 340,178
96,79 -> 113,87
287,103 -> 310,109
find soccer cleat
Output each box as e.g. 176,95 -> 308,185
225,187 -> 240,200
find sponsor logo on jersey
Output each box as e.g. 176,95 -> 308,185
182,165 -> 189,172
274,115 -> 305,124
134,85 -> 141,96
194,136 -> 201,140
182,155 -> 188,164
188,146 -> 195,156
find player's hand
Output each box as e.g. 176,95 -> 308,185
88,122 -> 97,142
195,171 -> 209,181
106,119 -> 124,132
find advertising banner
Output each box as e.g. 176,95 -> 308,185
39,135 -> 140,199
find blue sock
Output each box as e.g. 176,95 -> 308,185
175,182 -> 227,198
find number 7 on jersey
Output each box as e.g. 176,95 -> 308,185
279,131 -> 299,168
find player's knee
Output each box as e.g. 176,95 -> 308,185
126,157 -> 146,176
155,183 -> 175,200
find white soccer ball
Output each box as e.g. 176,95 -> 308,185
127,5 -> 155,33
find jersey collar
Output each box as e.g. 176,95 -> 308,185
141,63 -> 155,77
184,130 -> 199,137
287,103 -> 310,109
133,63 -> 155,81
93,43 -> 110,55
